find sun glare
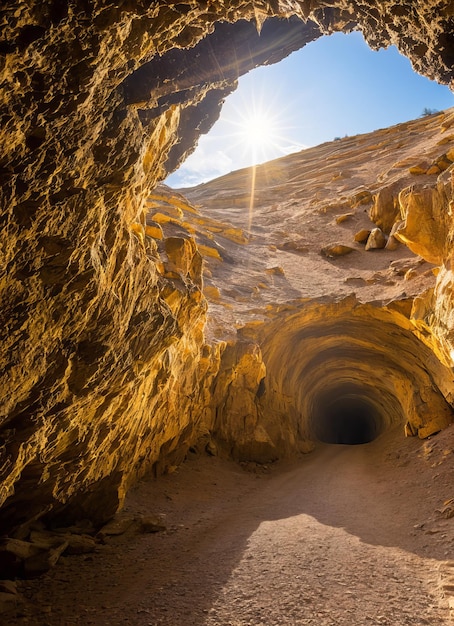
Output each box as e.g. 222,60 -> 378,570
227,100 -> 298,166
219,91 -> 304,232
241,112 -> 278,148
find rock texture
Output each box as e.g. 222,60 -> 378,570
1,1 -> 454,535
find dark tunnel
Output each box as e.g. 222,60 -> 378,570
313,390 -> 384,445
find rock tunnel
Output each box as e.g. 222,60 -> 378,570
1,0 -> 454,538
312,388 -> 383,445
208,299 -> 453,462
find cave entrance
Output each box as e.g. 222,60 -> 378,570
314,393 -> 383,445
165,31 -> 453,188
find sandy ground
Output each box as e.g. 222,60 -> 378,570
6,424 -> 454,625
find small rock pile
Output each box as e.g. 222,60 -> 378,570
0,512 -> 166,617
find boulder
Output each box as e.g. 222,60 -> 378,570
354,229 -> 371,243
137,514 -> 167,534
321,244 -> 355,258
365,228 -> 387,250
370,184 -> 402,233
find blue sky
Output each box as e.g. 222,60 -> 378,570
165,30 -> 454,189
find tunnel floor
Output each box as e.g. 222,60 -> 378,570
10,431 -> 453,625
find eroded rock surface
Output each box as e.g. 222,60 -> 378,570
1,1 -> 454,535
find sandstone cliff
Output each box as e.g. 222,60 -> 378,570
1,1 -> 454,534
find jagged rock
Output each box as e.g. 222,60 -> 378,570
335,213 -> 354,224
98,516 -> 136,539
385,222 -> 403,250
369,183 -> 402,233
394,185 -> 449,264
365,228 -> 387,250
0,581 -> 18,596
137,514 -> 167,534
0,592 -> 19,615
29,530 -> 96,555
354,229 -> 371,243
23,541 -> 68,577
385,235 -> 400,251
0,537 -> 68,579
321,244 -> 355,258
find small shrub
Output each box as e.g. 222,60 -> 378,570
420,107 -> 439,117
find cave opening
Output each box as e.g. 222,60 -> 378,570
165,30 -> 453,188
313,392 -> 383,445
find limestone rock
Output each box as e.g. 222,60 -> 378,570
98,516 -> 136,539
385,222 -> 403,250
365,228 -> 387,250
321,244 -> 355,258
335,213 -> 354,224
385,235 -> 400,251
211,342 -> 272,462
369,183 -> 402,233
354,229 -> 371,243
137,514 -> 167,534
437,499 -> 454,519
0,581 -> 17,596
0,592 -> 19,616
394,185 -> 449,264
0,537 -> 67,578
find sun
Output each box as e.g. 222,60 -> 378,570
241,111 -> 279,149
216,78 -> 307,171
228,101 -> 291,165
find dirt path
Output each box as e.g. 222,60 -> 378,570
8,427 -> 454,625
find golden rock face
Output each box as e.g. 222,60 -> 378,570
1,1 -> 454,532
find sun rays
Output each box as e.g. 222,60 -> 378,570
225,91 -> 299,166
221,88 -> 304,231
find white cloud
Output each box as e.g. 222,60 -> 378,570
165,139 -> 234,189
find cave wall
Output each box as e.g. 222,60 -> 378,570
1,0 -> 454,532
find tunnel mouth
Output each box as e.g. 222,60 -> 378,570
313,389 -> 384,445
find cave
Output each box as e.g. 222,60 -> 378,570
312,387 -> 384,445
1,0 -> 454,559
